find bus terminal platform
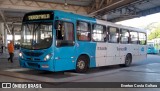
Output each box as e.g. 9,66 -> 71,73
0,51 -> 160,91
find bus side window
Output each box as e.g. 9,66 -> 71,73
108,27 -> 119,43
139,32 -> 146,45
77,21 -> 91,41
120,29 -> 129,44
55,21 -> 64,40
92,24 -> 106,42
130,31 -> 138,44
55,20 -> 74,47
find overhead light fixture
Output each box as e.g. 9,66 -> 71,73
64,0 -> 68,10
65,0 -> 68,6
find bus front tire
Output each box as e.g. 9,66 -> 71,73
76,56 -> 89,73
120,54 -> 132,67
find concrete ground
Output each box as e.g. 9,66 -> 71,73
0,50 -> 160,91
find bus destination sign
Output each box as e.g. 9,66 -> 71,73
28,14 -> 50,20
23,11 -> 53,21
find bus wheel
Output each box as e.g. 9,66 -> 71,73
76,56 -> 89,73
120,54 -> 132,67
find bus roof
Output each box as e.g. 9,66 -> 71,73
24,10 -> 146,33
97,19 -> 146,33
54,10 -> 96,23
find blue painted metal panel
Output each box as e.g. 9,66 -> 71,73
75,42 -> 97,68
54,10 -> 96,23
53,10 -> 97,71
19,47 -> 55,71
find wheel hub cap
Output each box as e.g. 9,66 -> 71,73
77,60 -> 85,69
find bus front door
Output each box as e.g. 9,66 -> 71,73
54,20 -> 76,71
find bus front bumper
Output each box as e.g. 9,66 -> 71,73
19,59 -> 54,71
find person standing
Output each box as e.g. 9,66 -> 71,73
1,41 -> 4,53
1,44 -> 3,53
8,41 -> 14,63
0,39 -> 2,53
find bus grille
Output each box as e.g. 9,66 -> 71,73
24,52 -> 43,57
27,63 -> 40,68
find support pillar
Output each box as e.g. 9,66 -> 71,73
0,23 -> 4,46
4,28 -> 7,48
12,26 -> 15,45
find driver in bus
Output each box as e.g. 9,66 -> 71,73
57,23 -> 63,40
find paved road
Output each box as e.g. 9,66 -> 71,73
0,54 -> 159,79
0,54 -> 160,91
133,54 -> 160,66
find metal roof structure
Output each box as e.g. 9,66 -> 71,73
0,0 -> 160,23
0,0 -> 159,44
102,0 -> 160,22
33,0 -> 93,6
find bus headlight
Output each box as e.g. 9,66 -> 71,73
44,54 -> 52,61
19,52 -> 23,59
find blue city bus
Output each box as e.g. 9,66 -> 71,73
147,42 -> 158,54
19,10 -> 147,72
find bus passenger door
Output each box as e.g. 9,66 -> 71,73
138,33 -> 147,61
130,31 -> 139,62
106,43 -> 120,65
54,20 -> 76,71
106,27 -> 120,65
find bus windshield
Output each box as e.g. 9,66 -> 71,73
21,22 -> 53,50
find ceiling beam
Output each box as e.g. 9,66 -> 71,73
98,0 -> 105,9
88,0 -> 138,16
88,0 -> 124,15
105,0 -> 156,22
0,10 -> 11,34
0,0 -> 88,15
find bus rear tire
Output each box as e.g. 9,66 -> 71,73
76,55 -> 89,73
120,54 -> 132,67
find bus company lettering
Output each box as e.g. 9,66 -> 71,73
97,47 -> 107,50
117,47 -> 127,51
28,14 -> 50,20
